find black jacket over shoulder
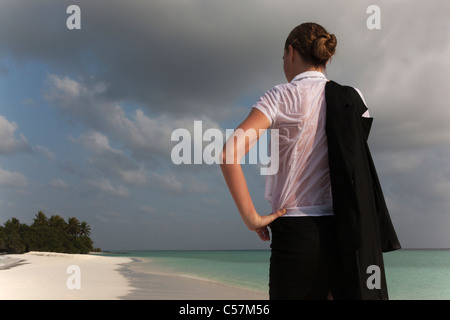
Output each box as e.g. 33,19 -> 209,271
325,80 -> 401,300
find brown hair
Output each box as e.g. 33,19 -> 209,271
284,22 -> 337,69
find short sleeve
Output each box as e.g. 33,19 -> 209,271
251,86 -> 282,126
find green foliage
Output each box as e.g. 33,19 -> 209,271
0,213 -> 97,254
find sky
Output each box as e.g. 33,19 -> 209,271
0,0 -> 449,250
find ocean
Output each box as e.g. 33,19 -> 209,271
103,249 -> 450,300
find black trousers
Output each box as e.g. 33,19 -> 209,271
269,216 -> 339,300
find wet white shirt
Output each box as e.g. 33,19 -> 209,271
253,71 -> 368,217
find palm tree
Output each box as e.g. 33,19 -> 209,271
32,211 -> 49,227
67,217 -> 81,237
4,217 -> 22,228
79,221 -> 91,237
49,215 -> 68,230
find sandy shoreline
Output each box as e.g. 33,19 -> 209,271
118,257 -> 268,300
0,252 -> 268,300
0,251 -> 132,299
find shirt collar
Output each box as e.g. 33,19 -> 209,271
291,71 -> 326,83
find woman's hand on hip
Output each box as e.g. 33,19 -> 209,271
243,208 -> 286,241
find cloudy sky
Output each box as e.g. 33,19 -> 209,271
0,0 -> 449,250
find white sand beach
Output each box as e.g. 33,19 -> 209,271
0,252 -> 268,300
0,251 -> 132,299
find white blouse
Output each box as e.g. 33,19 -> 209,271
252,71 -> 368,217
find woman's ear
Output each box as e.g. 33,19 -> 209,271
287,45 -> 295,62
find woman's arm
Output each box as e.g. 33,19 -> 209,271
220,108 -> 286,241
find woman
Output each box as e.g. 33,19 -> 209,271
220,22 -> 339,299
220,22 -> 399,300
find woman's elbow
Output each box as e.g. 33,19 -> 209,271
219,147 -> 229,166
220,146 -> 239,167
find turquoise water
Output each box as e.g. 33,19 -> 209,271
103,249 -> 450,300
106,250 -> 271,293
383,249 -> 450,300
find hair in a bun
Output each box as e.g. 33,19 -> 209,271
284,23 -> 337,68
313,33 -> 337,63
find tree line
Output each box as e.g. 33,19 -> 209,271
0,211 -> 100,254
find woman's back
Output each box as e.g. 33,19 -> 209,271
253,70 -> 332,216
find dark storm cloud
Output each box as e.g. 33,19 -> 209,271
0,0 -> 352,118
